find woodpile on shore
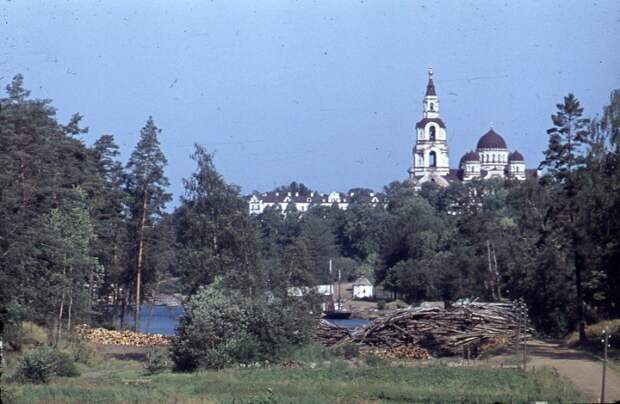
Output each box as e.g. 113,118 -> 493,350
314,320 -> 352,346
315,302 -> 528,358
75,324 -> 171,347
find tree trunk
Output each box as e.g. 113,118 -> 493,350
120,288 -> 128,329
56,291 -> 65,345
573,229 -> 587,342
135,189 -> 148,332
67,293 -> 73,332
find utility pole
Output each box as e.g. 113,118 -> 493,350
601,329 -> 610,403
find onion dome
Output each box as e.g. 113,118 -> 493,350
459,150 -> 480,166
476,128 -> 507,149
508,150 -> 524,162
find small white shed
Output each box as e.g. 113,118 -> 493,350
352,277 -> 373,299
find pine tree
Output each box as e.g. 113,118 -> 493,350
91,134 -> 130,319
539,94 -> 591,341
125,117 -> 171,331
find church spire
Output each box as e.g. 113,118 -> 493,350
425,67 -> 436,96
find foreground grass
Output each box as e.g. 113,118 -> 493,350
3,357 -> 583,403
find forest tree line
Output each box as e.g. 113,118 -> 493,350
1,74 -> 619,346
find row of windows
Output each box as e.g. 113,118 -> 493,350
465,165 -> 523,173
481,153 -> 507,163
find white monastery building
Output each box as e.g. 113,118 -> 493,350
409,68 -> 537,188
248,191 -> 387,215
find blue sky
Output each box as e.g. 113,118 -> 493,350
2,1 -> 619,204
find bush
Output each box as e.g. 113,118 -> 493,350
15,346 -> 80,383
54,351 -> 80,377
377,300 -> 386,310
69,338 -> 94,364
15,346 -> 57,383
144,349 -> 171,375
171,284 -> 320,371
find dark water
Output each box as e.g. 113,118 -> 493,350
122,305 -> 369,336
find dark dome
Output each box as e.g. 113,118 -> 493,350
508,150 -> 524,162
459,150 -> 480,165
477,129 -> 507,149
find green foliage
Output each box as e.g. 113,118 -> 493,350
171,284 -> 319,371
175,144 -> 259,294
15,346 -> 79,383
15,347 -> 57,383
144,349 -> 171,375
53,351 -> 80,377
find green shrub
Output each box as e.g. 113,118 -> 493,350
54,351 -> 80,377
15,346 -> 57,383
171,284 -> 320,371
144,349 -> 171,375
15,346 -> 80,383
69,338 -> 93,364
377,300 -> 386,310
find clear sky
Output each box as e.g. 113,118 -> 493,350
2,1 -> 619,204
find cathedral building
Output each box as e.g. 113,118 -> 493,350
408,68 -> 536,188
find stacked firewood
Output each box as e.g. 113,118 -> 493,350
313,320 -> 352,346
366,346 -> 432,360
351,303 -> 526,356
75,324 -> 171,347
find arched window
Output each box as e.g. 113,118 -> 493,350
429,151 -> 437,168
429,126 -> 436,141
492,154 -> 496,163
430,103 -> 435,112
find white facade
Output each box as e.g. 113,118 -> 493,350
352,277 -> 374,299
248,191 -> 387,215
409,68 -> 450,188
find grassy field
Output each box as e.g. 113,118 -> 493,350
2,354 -> 584,403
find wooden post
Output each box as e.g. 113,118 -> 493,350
601,329 -> 609,403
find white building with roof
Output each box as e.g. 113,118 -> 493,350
352,277 -> 373,299
248,191 -> 387,215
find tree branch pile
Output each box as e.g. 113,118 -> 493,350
315,302 -> 530,357
313,319 -> 352,346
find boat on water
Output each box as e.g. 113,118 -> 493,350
323,309 -> 351,319
322,259 -> 352,319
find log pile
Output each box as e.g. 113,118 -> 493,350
351,302 -> 526,356
314,302 -> 528,358
75,324 -> 171,347
313,320 -> 351,346
366,346 -> 432,360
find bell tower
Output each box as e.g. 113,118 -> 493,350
408,67 -> 450,187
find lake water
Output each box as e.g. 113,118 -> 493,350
122,305 -> 369,336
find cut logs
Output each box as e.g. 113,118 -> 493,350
75,324 -> 170,347
315,302 -> 530,357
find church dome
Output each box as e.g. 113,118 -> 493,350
459,150 -> 480,165
508,150 -> 524,162
477,129 -> 507,149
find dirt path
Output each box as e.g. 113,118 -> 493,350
490,340 -> 620,402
